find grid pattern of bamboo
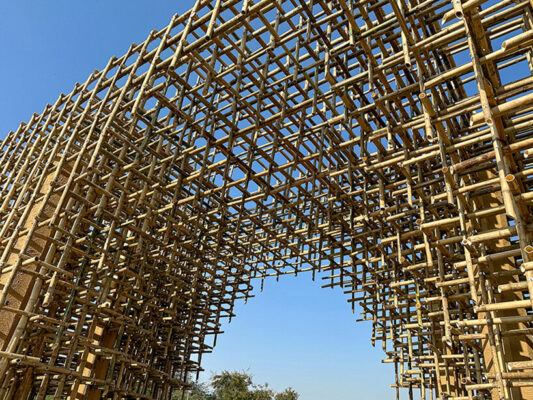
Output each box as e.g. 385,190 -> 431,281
1,0 -> 533,399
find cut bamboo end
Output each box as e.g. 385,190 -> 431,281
506,174 -> 520,193
508,360 -> 533,371
471,92 -> 533,125
501,30 -> 533,52
521,262 -> 533,273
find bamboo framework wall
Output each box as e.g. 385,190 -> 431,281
2,0 -> 533,399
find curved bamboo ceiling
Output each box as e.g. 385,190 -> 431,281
1,1 -> 533,399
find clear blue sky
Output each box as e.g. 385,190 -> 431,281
0,2 -> 396,399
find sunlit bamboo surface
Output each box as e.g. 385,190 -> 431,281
1,0 -> 533,399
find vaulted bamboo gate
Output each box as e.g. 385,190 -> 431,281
1,0 -> 533,399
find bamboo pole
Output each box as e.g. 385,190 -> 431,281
0,1 -> 531,399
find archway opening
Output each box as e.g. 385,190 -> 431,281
199,273 -> 395,399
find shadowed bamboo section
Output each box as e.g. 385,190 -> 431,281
1,0 -> 533,399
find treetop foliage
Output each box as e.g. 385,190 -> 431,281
174,370 -> 299,400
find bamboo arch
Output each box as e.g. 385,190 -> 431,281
1,1 -> 533,399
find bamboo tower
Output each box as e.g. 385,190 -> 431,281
1,0 -> 533,399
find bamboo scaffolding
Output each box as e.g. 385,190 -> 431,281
0,0 -> 533,399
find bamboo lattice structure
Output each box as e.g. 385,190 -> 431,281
1,0 -> 533,399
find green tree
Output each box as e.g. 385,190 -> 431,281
211,370 -> 255,400
275,388 -> 299,400
174,370 -> 299,400
189,382 -> 215,400
172,382 -> 214,400
253,388 -> 275,400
